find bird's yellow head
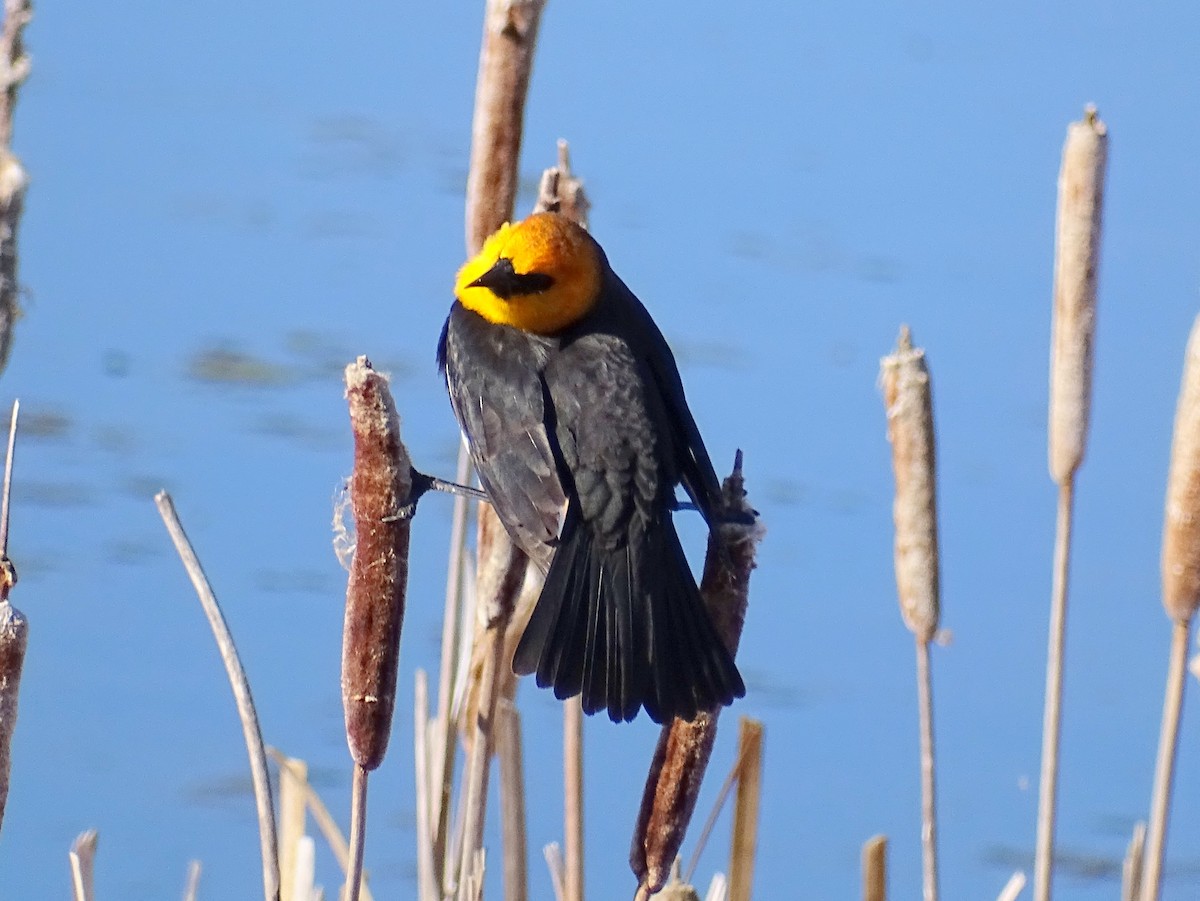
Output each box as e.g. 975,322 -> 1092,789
454,213 -> 602,335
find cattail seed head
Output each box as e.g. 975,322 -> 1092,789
1161,315 -> 1200,623
1049,105 -> 1107,483
341,357 -> 411,770
881,327 -> 940,641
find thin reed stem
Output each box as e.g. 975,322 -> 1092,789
564,697 -> 584,901
996,872 -> 1026,901
1139,618 -> 1193,901
1122,822 -> 1146,901
915,638 -> 939,901
345,764 -> 369,901
155,492 -> 280,901
862,835 -> 887,901
1034,478 -> 1074,901
415,671 -> 439,901
728,718 -> 764,901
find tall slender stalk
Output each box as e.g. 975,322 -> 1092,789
881,327 -> 941,901
1036,105 -> 1107,901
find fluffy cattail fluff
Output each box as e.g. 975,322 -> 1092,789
1049,105 -> 1107,483
1162,315 -> 1200,623
881,327 -> 940,641
342,357 -> 411,770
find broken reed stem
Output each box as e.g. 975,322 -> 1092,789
1036,104 -> 1106,901
915,637 -> 939,901
497,699 -> 528,901
464,0 -> 548,254
0,398 -> 17,554
345,764 -> 369,901
727,718 -> 763,901
1122,821 -> 1147,901
155,492 -> 280,901
267,748 -> 375,901
544,842 -> 566,901
278,755 -> 307,901
880,327 -> 941,901
69,830 -> 97,901
631,455 -> 759,896
996,872 -> 1027,901
564,696 -> 584,901
0,0 -> 31,377
862,835 -> 887,901
182,861 -> 202,901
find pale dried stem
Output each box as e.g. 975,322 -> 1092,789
727,718 -> 763,901
0,398 -> 17,554
182,860 -> 202,901
915,638 -> 939,901
69,830 -> 97,901
544,842 -> 566,901
1122,821 -> 1146,901
497,699 -> 528,901
293,837 -> 316,901
279,756 -> 307,901
1034,478 -> 1074,901
155,492 -> 280,901
267,748 -> 374,901
1138,618 -> 1193,901
862,835 -> 887,901
433,445 -> 472,893
881,326 -> 940,640
683,733 -> 750,884
1049,105 -> 1106,483
995,871 -> 1026,901
344,764 -> 369,901
564,696 -> 584,901
414,671 -> 439,901
1161,314 -> 1200,622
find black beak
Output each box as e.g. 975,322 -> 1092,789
468,258 -> 555,299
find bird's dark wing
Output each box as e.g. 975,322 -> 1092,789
597,268 -> 724,524
438,304 -> 565,570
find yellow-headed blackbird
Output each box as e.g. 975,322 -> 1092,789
438,212 -> 744,723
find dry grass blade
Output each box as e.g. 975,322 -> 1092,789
862,835 -> 887,901
727,718 -> 763,901
155,491 -> 280,901
182,860 -> 202,901
267,748 -> 375,901
497,699 -> 528,901
0,0 -> 32,376
1122,821 -> 1146,901
279,755 -> 307,901
631,455 -> 760,897
996,871 -> 1026,901
69,829 -> 98,901
1036,104 -> 1107,901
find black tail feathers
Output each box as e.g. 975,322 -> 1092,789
512,508 -> 745,724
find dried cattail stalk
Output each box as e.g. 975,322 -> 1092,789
1162,314 -> 1200,622
862,835 -> 887,901
156,492 -> 280,901
881,326 -> 940,641
0,0 -> 32,376
341,357 -> 411,770
631,455 -> 760,897
465,0 -> 549,254
1049,104 -> 1107,483
727,718 -> 763,901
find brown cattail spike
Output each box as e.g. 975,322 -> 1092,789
881,326 -> 941,641
1049,104 -> 1107,483
342,357 -> 412,770
1161,315 -> 1200,623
